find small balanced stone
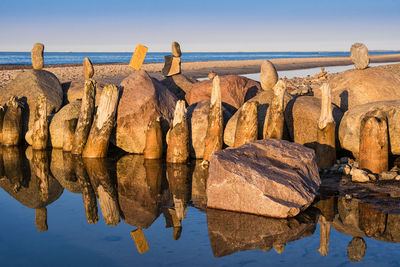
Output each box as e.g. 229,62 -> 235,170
129,44 -> 148,70
162,56 -> 181,76
31,43 -> 44,70
260,60 -> 278,91
208,70 -> 216,80
83,57 -> 94,80
172,41 -> 182,57
350,43 -> 369,70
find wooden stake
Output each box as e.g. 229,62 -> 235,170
2,96 -> 22,146
263,79 -> 286,139
72,80 -> 96,155
82,84 -> 119,158
203,75 -> 223,162
63,119 -> 77,152
166,100 -> 189,163
234,101 -> 258,147
316,83 -> 336,168
144,117 -> 163,159
359,114 -> 388,174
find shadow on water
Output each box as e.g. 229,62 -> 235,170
2,147 -> 400,263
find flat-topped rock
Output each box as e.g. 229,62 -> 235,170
185,75 -> 261,114
314,64 -> 400,111
207,139 -> 321,218
339,100 -> 400,157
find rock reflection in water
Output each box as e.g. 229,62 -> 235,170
51,149 -> 81,194
206,208 -> 318,258
0,147 -> 63,232
84,158 -> 120,226
117,155 -> 163,229
191,160 -> 208,209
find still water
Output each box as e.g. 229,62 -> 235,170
0,147 -> 400,266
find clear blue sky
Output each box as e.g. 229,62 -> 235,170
0,0 -> 399,52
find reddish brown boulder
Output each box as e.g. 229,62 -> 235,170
116,70 -> 177,153
207,139 -> 321,218
185,75 -> 261,113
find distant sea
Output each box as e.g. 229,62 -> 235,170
0,51 -> 399,65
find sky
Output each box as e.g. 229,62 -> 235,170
0,0 -> 399,52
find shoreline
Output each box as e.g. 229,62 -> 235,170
1,54 -> 400,87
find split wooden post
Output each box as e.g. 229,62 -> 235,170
359,113 -> 389,174
72,79 -> 96,155
263,79 -> 286,139
203,75 -> 223,162
32,94 -> 48,150
234,101 -> 259,147
2,96 -> 22,146
144,117 -> 163,159
63,119 -> 77,152
166,100 -> 189,163
316,83 -> 336,168
82,84 -> 119,158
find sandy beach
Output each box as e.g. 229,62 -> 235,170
1,53 -> 400,88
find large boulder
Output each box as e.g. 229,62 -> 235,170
207,139 -> 321,218
0,70 -> 63,136
48,100 -> 82,148
187,100 -> 232,158
117,155 -> 162,229
185,75 -> 261,114
339,101 -> 400,157
284,96 -> 344,150
66,79 -> 105,105
314,64 -> 400,111
207,208 -> 317,257
224,90 -> 292,147
116,70 -> 177,153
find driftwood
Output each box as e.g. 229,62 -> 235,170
63,119 -> 77,152
359,114 -> 388,174
263,79 -> 286,139
166,101 -> 189,163
75,156 -> 99,224
234,101 -> 258,147
72,80 -> 96,155
82,84 -> 119,158
144,117 -> 163,159
2,96 -> 22,146
203,76 -> 223,162
84,158 -> 120,226
316,83 -> 336,168
32,94 -> 48,150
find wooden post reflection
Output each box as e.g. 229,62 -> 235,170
35,207 -> 48,232
84,158 -> 120,226
32,150 -> 49,202
3,147 -> 24,192
74,155 -> 99,224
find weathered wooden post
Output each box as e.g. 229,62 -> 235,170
144,117 -> 163,159
32,94 -> 48,150
316,83 -> 336,168
263,79 -> 286,139
82,84 -> 119,158
203,75 -> 223,162
2,96 -> 22,146
166,100 -> 189,163
72,79 -> 96,155
234,101 -> 258,147
0,106 -> 4,144
359,113 -> 389,174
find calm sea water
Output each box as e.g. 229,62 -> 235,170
0,51 -> 399,65
1,148 -> 400,267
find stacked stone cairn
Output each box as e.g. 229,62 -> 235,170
162,41 -> 182,77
